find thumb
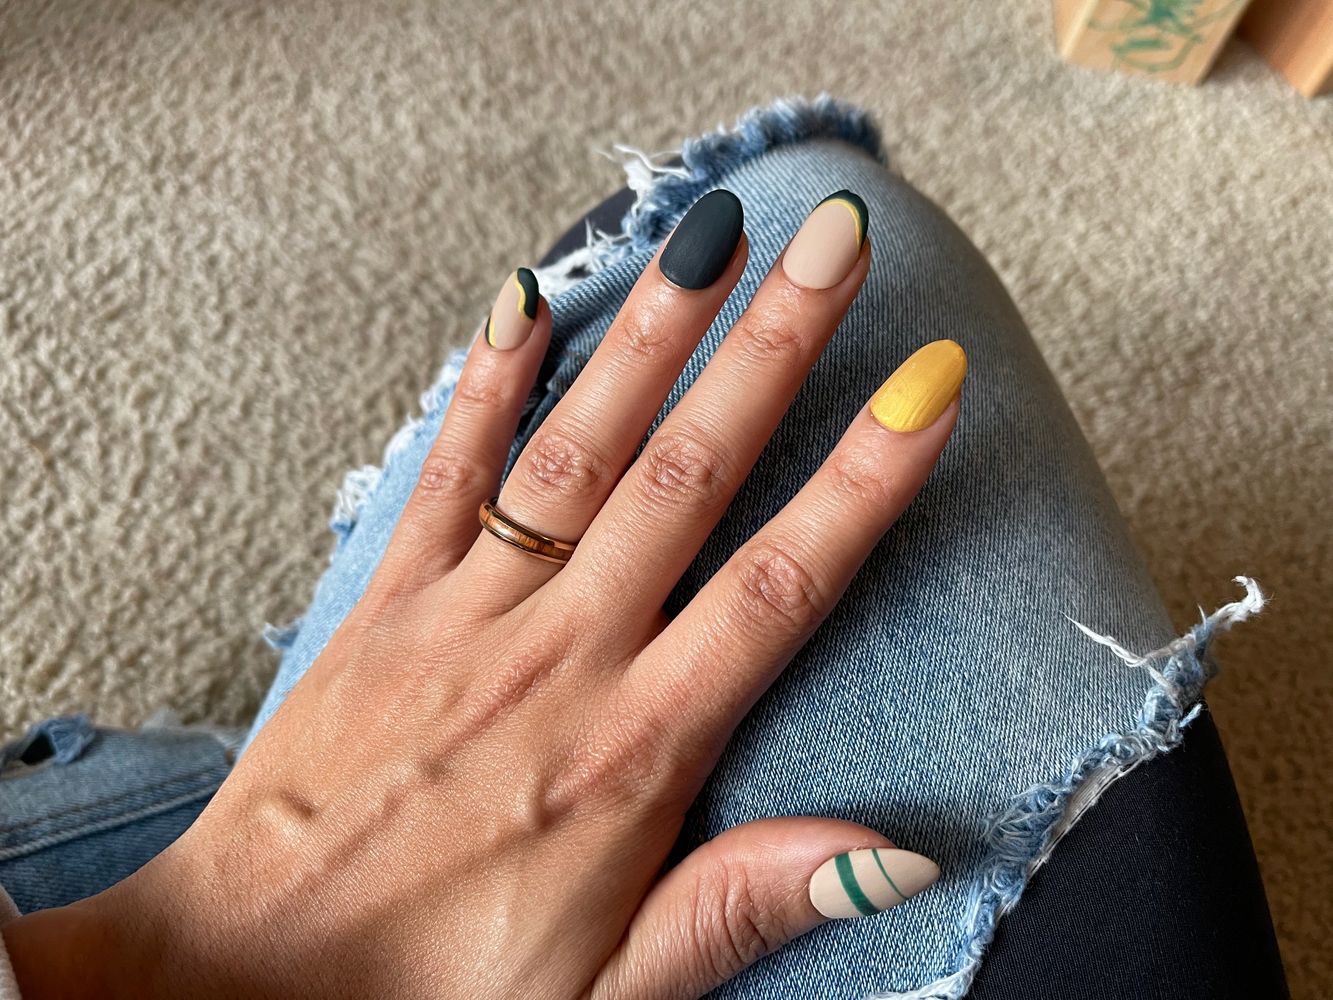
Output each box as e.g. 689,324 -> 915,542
588,817 -> 940,1000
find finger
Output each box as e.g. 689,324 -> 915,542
588,817 -> 939,1000
460,190 -> 748,603
377,270 -> 550,592
630,340 -> 966,755
563,191 -> 872,626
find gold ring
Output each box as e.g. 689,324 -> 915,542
477,497 -> 577,564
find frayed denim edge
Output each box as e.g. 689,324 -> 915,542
0,715 -> 95,774
873,576 -> 1266,1000
261,94 -> 885,645
531,93 -> 887,296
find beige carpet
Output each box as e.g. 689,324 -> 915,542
2,0 -> 1329,993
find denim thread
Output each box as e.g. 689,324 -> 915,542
532,95 -> 887,296
0,715 -> 95,774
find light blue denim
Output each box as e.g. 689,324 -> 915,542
0,97 -> 1256,998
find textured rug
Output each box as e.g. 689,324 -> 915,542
1,1 -> 1329,993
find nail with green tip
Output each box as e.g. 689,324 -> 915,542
782,189 -> 869,290
484,267 -> 539,350
808,847 -> 940,919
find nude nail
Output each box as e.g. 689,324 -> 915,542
781,190 -> 868,290
809,847 -> 940,919
485,268 -> 539,350
869,340 -> 968,432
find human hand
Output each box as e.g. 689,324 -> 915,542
4,189 -> 965,999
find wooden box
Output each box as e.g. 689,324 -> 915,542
1054,0 -> 1253,85
1240,0 -> 1333,97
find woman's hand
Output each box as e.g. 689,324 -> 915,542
4,190 -> 965,999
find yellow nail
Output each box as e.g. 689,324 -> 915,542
869,340 -> 967,432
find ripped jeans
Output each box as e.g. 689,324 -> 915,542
0,98 -> 1287,999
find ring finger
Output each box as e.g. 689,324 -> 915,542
460,190 -> 749,603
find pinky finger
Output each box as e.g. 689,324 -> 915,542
377,269 -> 551,593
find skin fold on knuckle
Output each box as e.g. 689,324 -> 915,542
730,539 -> 830,639
822,440 -> 904,514
520,425 -> 613,501
637,426 -> 733,518
451,365 -> 513,415
611,290 -> 680,365
692,859 -> 791,984
413,452 -> 478,500
727,303 -> 809,376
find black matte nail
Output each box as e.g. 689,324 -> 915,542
658,189 -> 744,290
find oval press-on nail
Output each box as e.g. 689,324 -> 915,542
870,339 -> 968,432
809,847 -> 940,919
783,190 -> 868,290
486,268 -> 539,350
658,189 -> 745,290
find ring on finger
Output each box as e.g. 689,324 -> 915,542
477,497 -> 578,564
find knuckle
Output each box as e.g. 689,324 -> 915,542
451,369 -> 511,413
613,308 -> 676,364
824,446 -> 899,512
595,711 -> 673,795
637,429 -> 731,514
732,541 -> 828,636
730,312 -> 807,371
415,452 -> 477,497
521,427 -> 611,500
695,861 -> 789,979
467,646 -> 562,726
543,716 -> 666,817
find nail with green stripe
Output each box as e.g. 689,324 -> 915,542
485,267 -> 540,350
781,189 -> 868,290
808,847 -> 940,919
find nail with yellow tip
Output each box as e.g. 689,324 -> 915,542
870,340 -> 967,432
484,268 -> 539,351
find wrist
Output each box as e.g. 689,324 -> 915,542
2,896 -> 145,1000
2,854 -> 223,1000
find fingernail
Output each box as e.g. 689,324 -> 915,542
782,190 -> 868,290
485,268 -> 539,350
870,339 -> 967,432
809,847 -> 940,919
658,189 -> 745,290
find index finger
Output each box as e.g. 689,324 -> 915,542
626,340 -> 966,765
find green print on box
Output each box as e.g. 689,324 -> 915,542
1088,0 -> 1247,74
